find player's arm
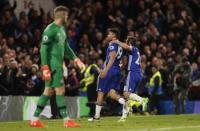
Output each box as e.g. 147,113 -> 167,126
116,41 -> 132,51
64,41 -> 85,72
106,51 -> 117,71
40,29 -> 54,81
64,42 -> 77,60
100,51 -> 117,78
40,44 -> 49,66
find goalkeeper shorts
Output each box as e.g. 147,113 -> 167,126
45,66 -> 64,88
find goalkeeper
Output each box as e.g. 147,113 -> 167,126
29,6 -> 85,128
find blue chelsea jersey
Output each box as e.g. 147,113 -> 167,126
102,42 -> 123,69
127,47 -> 142,73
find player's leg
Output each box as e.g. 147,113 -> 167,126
123,72 -> 148,112
108,89 -> 128,122
124,91 -> 143,103
53,67 -> 80,127
107,73 -> 128,121
94,91 -> 105,119
108,89 -> 126,105
30,87 -> 54,127
55,87 -> 80,127
124,72 -> 143,102
54,87 -> 68,119
108,72 -> 126,105
125,92 -> 149,112
88,91 -> 105,121
88,77 -> 106,121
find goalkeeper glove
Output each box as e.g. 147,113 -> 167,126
41,65 -> 51,81
74,58 -> 86,73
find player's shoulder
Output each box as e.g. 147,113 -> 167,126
44,22 -> 56,32
108,42 -> 118,51
109,41 -> 118,46
133,46 -> 139,52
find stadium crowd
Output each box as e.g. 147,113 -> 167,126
0,0 -> 200,112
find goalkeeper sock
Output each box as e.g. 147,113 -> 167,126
56,95 -> 68,119
94,104 -> 102,118
129,93 -> 143,102
34,94 -> 49,118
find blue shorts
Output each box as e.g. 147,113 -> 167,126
124,71 -> 142,92
97,69 -> 121,93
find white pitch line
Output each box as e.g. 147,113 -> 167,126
128,125 -> 200,131
154,125 -> 200,131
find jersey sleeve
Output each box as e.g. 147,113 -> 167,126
41,27 -> 54,44
40,27 -> 55,66
109,42 -> 118,52
64,41 -> 77,60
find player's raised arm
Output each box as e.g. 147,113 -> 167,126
116,41 -> 132,51
115,36 -> 137,51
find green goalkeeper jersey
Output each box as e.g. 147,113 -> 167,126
40,22 -> 77,68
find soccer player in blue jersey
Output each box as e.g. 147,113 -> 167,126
116,36 -> 149,121
88,28 -> 127,121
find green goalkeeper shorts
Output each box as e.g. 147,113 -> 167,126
45,66 -> 64,88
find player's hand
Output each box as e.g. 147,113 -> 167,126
74,58 -> 86,73
41,65 -> 51,81
99,69 -> 108,78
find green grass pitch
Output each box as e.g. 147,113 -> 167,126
1,114 -> 200,131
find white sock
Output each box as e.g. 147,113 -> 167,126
64,117 -> 70,122
129,93 -> 143,102
122,105 -> 128,118
118,97 -> 128,118
32,116 -> 39,121
118,97 -> 125,105
94,105 -> 102,118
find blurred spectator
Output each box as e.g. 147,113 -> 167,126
80,59 -> 102,117
24,64 -> 44,95
191,62 -> 200,81
65,66 -> 81,96
148,66 -> 163,114
172,57 -> 192,114
0,0 -> 199,106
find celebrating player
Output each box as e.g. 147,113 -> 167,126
116,36 -> 149,122
88,28 -> 127,121
29,6 -> 85,128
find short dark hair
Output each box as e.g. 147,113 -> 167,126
127,36 -> 137,45
54,6 -> 69,15
109,28 -> 120,38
